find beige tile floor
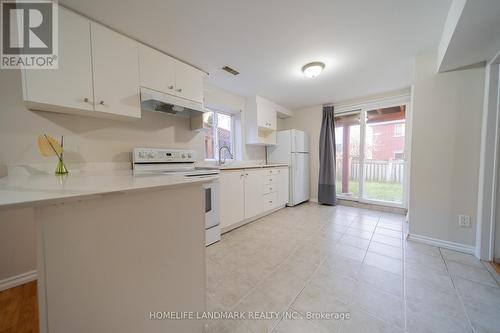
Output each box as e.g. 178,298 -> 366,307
205,202 -> 500,333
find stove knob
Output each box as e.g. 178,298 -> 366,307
181,154 -> 186,158
147,152 -> 155,159
188,154 -> 192,158
138,152 -> 146,158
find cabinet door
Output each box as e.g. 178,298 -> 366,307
24,7 -> 93,112
138,44 -> 175,94
256,99 -> 268,128
244,169 -> 265,218
256,98 -> 277,130
267,105 -> 277,130
266,101 -> 278,131
277,167 -> 289,206
174,60 -> 203,103
220,171 -> 245,229
91,22 -> 141,118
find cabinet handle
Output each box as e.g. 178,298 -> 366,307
269,201 -> 273,203
83,97 -> 89,103
245,173 -> 249,176
176,88 -> 183,92
99,100 -> 105,105
168,85 -> 174,89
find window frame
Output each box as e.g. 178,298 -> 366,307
203,109 -> 235,162
394,122 -> 405,137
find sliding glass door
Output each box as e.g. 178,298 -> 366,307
334,102 -> 409,207
363,106 -> 406,204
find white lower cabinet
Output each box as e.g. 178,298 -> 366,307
262,192 -> 278,211
277,167 -> 289,206
244,169 -> 264,218
219,171 -> 245,229
220,166 -> 289,232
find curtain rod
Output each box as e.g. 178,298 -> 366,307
321,90 -> 411,109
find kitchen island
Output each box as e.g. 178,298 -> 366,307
0,170 -> 208,333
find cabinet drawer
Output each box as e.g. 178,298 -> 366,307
262,192 -> 278,211
263,175 -> 277,184
262,183 -> 277,195
263,168 -> 275,175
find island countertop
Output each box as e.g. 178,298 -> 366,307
0,170 -> 211,210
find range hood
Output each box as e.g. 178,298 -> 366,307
140,87 -> 206,117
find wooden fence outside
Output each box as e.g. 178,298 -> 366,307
336,159 -> 404,183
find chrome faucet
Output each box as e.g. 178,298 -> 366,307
218,145 -> 233,166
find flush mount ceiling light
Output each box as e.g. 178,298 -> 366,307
301,62 -> 325,78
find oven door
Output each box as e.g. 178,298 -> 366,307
204,180 -> 219,229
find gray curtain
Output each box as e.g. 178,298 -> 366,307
318,105 -> 337,205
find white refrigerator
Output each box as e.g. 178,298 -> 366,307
267,129 -> 310,206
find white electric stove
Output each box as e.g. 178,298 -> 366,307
132,148 -> 220,246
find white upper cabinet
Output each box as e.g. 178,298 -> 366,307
23,7 -> 94,113
138,47 -> 204,104
138,44 -> 175,94
173,60 -> 204,103
91,22 -> 141,119
246,95 -> 287,145
22,6 -> 203,120
256,97 -> 277,130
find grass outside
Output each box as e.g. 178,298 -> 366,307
336,180 -> 402,203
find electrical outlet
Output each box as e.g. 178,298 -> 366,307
458,215 -> 471,228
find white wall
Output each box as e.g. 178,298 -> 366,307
409,51 -> 485,247
0,70 -> 264,285
495,65 -> 500,261
476,62 -> 500,259
0,208 -> 35,284
496,149 -> 500,260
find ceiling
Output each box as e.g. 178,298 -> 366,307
60,0 -> 452,110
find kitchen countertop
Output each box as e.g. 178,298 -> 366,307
201,164 -> 288,171
0,170 -> 210,210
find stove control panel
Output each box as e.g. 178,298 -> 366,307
133,148 -> 196,163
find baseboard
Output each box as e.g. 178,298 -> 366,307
221,205 -> 286,234
309,197 -> 318,203
0,270 -> 37,291
407,233 -> 475,255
